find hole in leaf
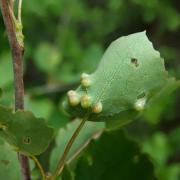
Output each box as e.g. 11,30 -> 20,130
137,92 -> 146,99
131,58 -> 139,67
23,137 -> 31,144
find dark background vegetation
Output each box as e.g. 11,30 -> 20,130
0,0 -> 180,179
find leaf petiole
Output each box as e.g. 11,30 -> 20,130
51,117 -> 88,179
29,155 -> 46,180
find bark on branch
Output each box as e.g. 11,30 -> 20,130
0,0 -> 31,179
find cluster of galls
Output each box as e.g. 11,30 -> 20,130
67,73 -> 147,114
67,73 -> 102,114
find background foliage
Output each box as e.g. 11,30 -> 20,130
0,0 -> 180,179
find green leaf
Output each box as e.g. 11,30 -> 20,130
25,96 -> 54,119
169,127 -> 180,152
143,132 -> 170,166
50,120 -> 105,171
61,165 -> 74,180
157,164 -> 180,180
143,78 -> 180,124
64,32 -> 169,124
142,132 -> 180,180
0,53 -> 13,87
0,143 -> 21,179
75,129 -> 156,180
0,88 -> 2,98
34,43 -> 61,73
0,105 -> 54,155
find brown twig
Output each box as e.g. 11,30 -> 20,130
0,0 -> 31,179
9,0 -> 14,10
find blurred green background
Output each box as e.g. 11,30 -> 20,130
0,0 -> 180,179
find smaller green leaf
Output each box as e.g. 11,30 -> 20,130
61,165 -> 74,180
143,78 -> 180,124
0,143 -> 21,179
143,132 -> 170,166
169,127 -> 180,151
0,86 -> 14,106
142,132 -> 180,180
157,164 -> 180,180
25,96 -> 54,119
0,105 -> 54,155
0,53 -> 13,87
34,43 -> 61,73
75,129 -> 156,180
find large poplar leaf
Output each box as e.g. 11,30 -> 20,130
0,143 -> 21,179
75,130 -> 157,180
0,105 -> 54,155
64,32 -> 169,124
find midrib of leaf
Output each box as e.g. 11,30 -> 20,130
92,45 -> 120,104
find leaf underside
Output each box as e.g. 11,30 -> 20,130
64,31 -> 172,125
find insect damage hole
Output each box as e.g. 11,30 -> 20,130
23,137 -> 31,144
137,92 -> 146,99
131,58 -> 139,67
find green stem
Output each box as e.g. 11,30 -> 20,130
30,155 -> 46,180
51,118 -> 87,179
